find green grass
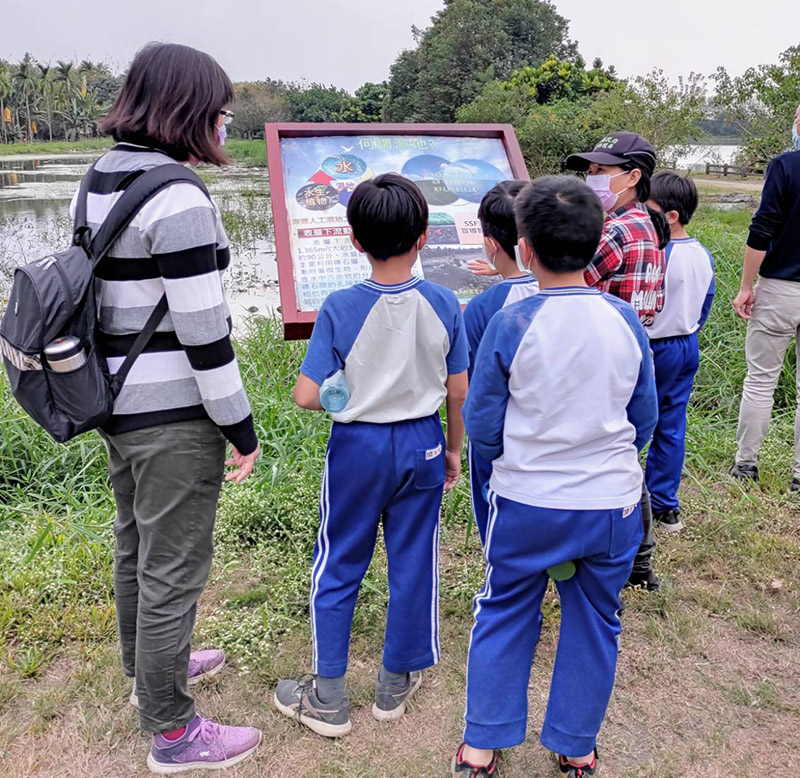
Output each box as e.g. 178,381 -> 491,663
0,139 -> 113,156
224,138 -> 268,167
0,137 -> 267,167
0,199 -> 799,776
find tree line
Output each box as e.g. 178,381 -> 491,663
3,0 -> 799,170
0,54 -> 120,143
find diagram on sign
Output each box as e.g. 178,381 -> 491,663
280,135 -> 515,311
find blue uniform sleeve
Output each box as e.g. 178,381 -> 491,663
628,340 -> 658,451
446,300 -> 470,375
603,295 -> 658,450
462,312 -> 511,461
300,298 -> 343,386
698,250 -> 716,329
747,156 -> 787,251
464,294 -> 491,379
463,297 -> 541,461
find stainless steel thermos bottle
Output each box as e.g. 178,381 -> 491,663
43,336 -> 87,373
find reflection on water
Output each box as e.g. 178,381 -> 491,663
0,154 -> 280,324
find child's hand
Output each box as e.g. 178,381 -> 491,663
466,258 -> 501,277
444,449 -> 462,491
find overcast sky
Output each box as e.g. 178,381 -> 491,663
3,0 -> 798,91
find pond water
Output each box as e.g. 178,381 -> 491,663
0,154 -> 281,325
0,145 -> 743,322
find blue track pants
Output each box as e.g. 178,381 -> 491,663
464,491 -> 642,755
468,442 -> 493,546
310,414 -> 445,677
645,334 -> 700,513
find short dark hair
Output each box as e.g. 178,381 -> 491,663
478,180 -> 526,257
515,175 -> 605,272
99,43 -> 233,166
347,173 -> 429,261
650,171 -> 699,225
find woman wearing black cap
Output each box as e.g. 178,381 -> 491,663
565,132 -> 669,328
564,132 -> 668,593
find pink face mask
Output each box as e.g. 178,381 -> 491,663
586,172 -> 627,212
218,123 -> 227,147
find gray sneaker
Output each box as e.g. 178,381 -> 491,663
273,676 -> 351,738
372,670 -> 422,722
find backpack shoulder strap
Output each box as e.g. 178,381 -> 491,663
87,164 -> 209,267
71,162 -> 96,248
87,164 -> 210,397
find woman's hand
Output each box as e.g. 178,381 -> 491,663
733,286 -> 755,320
466,258 -> 501,277
225,443 -> 261,483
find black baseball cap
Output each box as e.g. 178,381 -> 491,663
566,132 -> 656,174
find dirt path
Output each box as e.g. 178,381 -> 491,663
693,176 -> 764,193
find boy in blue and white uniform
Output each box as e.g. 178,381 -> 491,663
645,172 -> 715,532
452,176 -> 657,778
464,181 -> 539,544
274,174 -> 469,739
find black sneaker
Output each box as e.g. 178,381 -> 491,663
557,748 -> 597,776
654,509 -> 684,533
274,675 -> 351,738
452,744 -> 498,776
730,463 -> 758,482
791,478 -> 800,493
625,568 -> 661,592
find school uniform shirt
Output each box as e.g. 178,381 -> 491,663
584,201 -> 666,324
301,277 -> 469,424
463,276 -> 540,378
646,238 -> 715,339
464,287 -> 658,510
69,144 -> 257,455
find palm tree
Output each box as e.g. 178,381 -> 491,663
13,54 -> 39,142
0,64 -> 11,144
55,60 -> 76,140
38,63 -> 55,141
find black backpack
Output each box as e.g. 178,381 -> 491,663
0,163 -> 209,443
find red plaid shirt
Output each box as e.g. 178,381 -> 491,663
584,201 -> 665,325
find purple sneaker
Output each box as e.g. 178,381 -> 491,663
147,715 -> 261,775
131,649 -> 226,707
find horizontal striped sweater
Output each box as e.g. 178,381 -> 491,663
70,143 -> 257,454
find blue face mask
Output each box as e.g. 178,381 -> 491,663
792,124 -> 800,151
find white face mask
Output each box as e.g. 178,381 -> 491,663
484,241 -> 499,272
514,244 -> 535,276
586,171 -> 628,212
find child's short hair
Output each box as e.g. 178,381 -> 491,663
515,175 -> 605,272
650,171 -> 699,225
347,173 -> 429,261
478,180 -> 526,258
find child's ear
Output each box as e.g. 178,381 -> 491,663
350,231 -> 366,254
484,236 -> 499,256
417,228 -> 429,252
518,237 -> 534,268
665,209 -> 681,226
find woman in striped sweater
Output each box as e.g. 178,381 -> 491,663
80,43 -> 261,774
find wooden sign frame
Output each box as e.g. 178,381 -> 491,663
265,123 -> 529,339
